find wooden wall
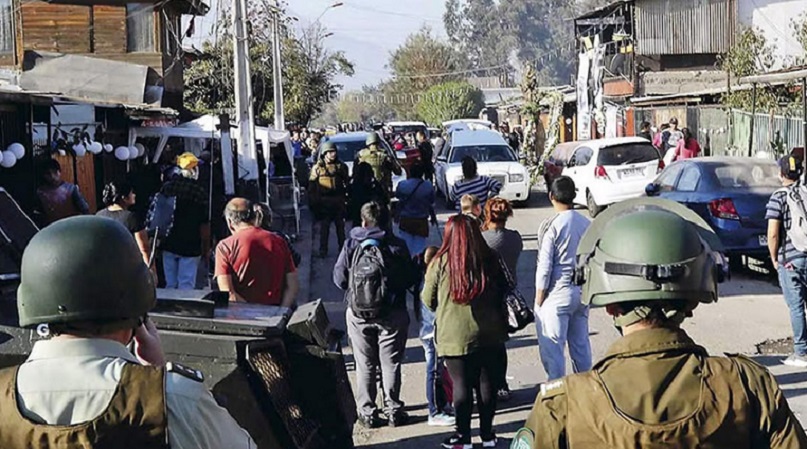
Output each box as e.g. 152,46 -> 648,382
53,153 -> 97,212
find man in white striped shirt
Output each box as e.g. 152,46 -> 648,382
450,157 -> 502,210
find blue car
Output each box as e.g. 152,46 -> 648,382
646,157 -> 781,261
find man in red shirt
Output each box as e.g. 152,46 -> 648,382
215,198 -> 299,307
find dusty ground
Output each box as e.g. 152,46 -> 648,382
298,188 -> 807,448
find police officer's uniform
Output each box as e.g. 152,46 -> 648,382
356,132 -> 401,193
513,198 -> 807,449
0,216 -> 256,448
309,141 -> 349,256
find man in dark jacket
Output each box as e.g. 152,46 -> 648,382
333,201 -> 418,429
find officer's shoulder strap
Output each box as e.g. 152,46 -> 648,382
538,378 -> 567,400
165,362 -> 205,383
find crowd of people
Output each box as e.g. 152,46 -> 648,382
639,116 -> 702,165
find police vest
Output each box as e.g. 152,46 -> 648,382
564,355 -> 753,448
313,162 -> 347,195
0,363 -> 169,449
357,148 -> 389,185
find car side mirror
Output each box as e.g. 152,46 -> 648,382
645,183 -> 660,196
567,159 -> 575,168
436,156 -> 447,163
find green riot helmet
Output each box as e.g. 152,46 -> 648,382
575,198 -> 727,314
365,132 -> 381,146
320,141 -> 337,159
17,216 -> 155,328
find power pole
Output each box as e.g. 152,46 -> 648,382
232,0 -> 259,183
271,0 -> 285,131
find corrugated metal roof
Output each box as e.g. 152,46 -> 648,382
636,0 -> 734,55
575,0 -> 631,21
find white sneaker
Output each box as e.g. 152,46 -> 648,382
783,354 -> 807,368
482,435 -> 498,448
428,412 -> 455,427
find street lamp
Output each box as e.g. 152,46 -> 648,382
315,1 -> 343,23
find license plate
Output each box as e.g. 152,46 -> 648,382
759,235 -> 768,246
620,167 -> 644,178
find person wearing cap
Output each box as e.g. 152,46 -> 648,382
160,152 -> 210,289
0,216 -> 255,448
512,198 -> 807,449
309,141 -> 349,257
767,155 -> 807,367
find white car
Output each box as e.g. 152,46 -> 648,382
442,119 -> 494,133
561,137 -> 663,217
311,132 -> 406,190
435,129 -> 530,206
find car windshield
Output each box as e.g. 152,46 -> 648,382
450,145 -> 517,163
597,143 -> 659,166
712,163 -> 780,189
320,138 -> 391,162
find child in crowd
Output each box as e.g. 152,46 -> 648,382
418,246 -> 454,427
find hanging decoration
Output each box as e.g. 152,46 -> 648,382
135,143 -> 146,157
128,146 -> 139,160
88,141 -> 104,154
7,143 -> 24,159
73,143 -> 87,157
104,143 -> 114,153
114,146 -> 130,161
0,151 -> 17,168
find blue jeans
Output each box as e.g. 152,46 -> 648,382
535,294 -> 592,380
163,252 -> 200,289
396,229 -> 428,258
421,337 -> 447,417
778,258 -> 807,356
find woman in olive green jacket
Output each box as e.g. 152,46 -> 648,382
422,214 -> 508,449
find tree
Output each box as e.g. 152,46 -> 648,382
792,12 -> 807,65
444,0 -> 508,70
385,27 -> 469,118
184,4 -> 353,126
719,27 -> 780,112
415,81 -> 485,125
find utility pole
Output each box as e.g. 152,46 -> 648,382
271,0 -> 285,131
232,0 -> 259,183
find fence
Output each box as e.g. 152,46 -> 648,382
731,111 -> 805,157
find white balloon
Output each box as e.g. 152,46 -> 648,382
73,143 -> 87,157
128,146 -> 139,159
114,146 -> 130,161
0,151 -> 16,168
88,141 -> 103,154
135,143 -> 146,157
7,143 -> 24,159
104,143 -> 114,153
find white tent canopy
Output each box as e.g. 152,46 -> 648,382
129,115 -> 299,233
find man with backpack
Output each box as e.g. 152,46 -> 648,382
333,201 -> 419,429
767,155 -> 807,367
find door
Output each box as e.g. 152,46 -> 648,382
564,146 -> 593,205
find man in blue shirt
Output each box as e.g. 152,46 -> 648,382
535,176 -> 592,380
766,155 -> 807,367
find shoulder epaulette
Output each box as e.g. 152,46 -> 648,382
539,379 -> 566,399
166,362 -> 205,383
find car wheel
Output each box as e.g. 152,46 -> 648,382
587,191 -> 605,218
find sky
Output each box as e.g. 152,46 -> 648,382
185,0 -> 448,92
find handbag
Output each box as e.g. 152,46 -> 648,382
499,257 -> 534,333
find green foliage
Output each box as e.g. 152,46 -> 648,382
384,27 -> 469,119
444,0 -> 613,85
415,82 -> 485,125
719,27 -> 779,112
792,12 -> 807,65
184,12 -> 353,126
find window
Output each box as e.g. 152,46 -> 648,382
677,166 -> 701,192
713,163 -> 780,189
449,145 -> 517,164
571,147 -> 593,166
127,4 -> 156,52
0,0 -> 13,59
657,164 -> 683,192
597,143 -> 659,166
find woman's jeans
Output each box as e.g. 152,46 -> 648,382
778,258 -> 807,356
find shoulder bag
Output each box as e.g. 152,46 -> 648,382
499,256 -> 534,333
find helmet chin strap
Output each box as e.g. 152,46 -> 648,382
613,304 -> 691,329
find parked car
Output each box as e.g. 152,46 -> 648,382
543,141 -> 580,189
384,121 -> 428,138
646,157 -> 780,261
560,137 -> 663,217
442,119 -> 494,133
434,128 -> 530,206
309,132 -> 406,190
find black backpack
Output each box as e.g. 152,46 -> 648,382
347,238 -> 391,319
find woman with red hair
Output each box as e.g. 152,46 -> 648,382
423,214 -> 508,449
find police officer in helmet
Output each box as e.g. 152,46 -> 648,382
512,198 -> 807,449
356,131 -> 402,194
309,140 -> 350,257
0,216 -> 255,448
